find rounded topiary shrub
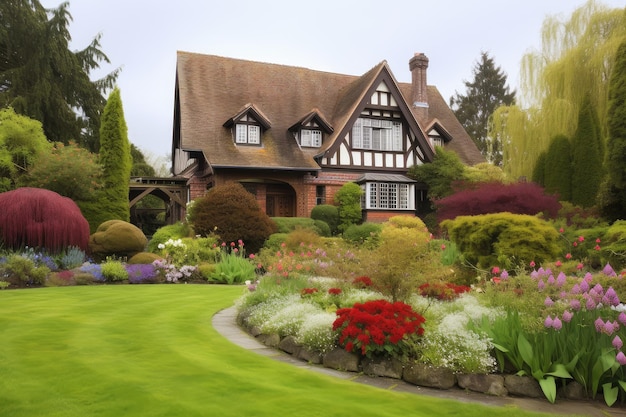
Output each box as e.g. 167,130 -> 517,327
310,204 -> 339,235
188,182 -> 277,255
0,187 -> 90,253
89,220 -> 148,261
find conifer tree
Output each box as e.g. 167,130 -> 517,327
600,39 -> 626,220
544,135 -> 572,201
0,1 -> 119,151
571,94 -> 604,207
96,88 -> 131,223
450,51 -> 515,165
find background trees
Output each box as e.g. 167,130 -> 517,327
0,0 -> 119,151
449,51 -> 515,165
491,1 -> 626,180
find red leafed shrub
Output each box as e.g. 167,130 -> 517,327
333,300 -> 425,358
418,282 -> 471,301
435,181 -> 561,223
0,188 -> 90,253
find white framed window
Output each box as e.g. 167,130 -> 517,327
363,182 -> 413,210
352,118 -> 402,151
235,124 -> 260,145
300,129 -> 322,147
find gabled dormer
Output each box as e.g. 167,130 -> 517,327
290,110 -> 333,149
223,104 -> 271,146
425,119 -> 453,149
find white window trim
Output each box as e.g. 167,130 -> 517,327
352,118 -> 402,151
300,128 -> 322,147
362,182 -> 414,210
235,123 -> 261,145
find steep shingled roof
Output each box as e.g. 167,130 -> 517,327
175,52 -> 484,170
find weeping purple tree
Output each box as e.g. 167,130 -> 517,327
0,188 -> 90,253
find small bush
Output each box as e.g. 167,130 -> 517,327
126,263 -> 160,284
210,253 -> 256,284
342,223 -> 382,247
128,252 -> 163,264
603,220 -> 626,271
0,254 -> 49,286
79,263 -> 105,282
147,222 -> 192,252
89,220 -> 148,261
334,182 -> 363,232
100,259 -> 129,282
59,246 -> 86,269
312,220 -> 331,237
310,204 -> 340,235
283,228 -> 321,251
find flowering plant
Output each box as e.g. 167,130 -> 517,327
333,300 -> 425,358
418,281 -> 471,301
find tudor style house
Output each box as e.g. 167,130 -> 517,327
172,52 -> 483,222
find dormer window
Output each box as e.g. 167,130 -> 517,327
299,129 -> 322,147
236,123 -> 260,145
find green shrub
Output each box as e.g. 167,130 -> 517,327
312,220 -> 331,237
283,228 -> 322,251
196,263 -> 216,281
147,222 -> 192,252
441,213 -> 561,271
0,254 -> 49,286
100,258 -> 129,282
310,204 -> 339,235
59,246 -> 86,269
209,252 -> 256,284
188,182 -> 277,255
262,233 -> 288,253
603,220 -> 626,271
342,223 -> 382,247
128,252 -> 163,264
334,182 -> 363,232
89,220 -> 148,262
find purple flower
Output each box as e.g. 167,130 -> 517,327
619,312 -> 626,326
617,352 -> 626,366
580,280 -> 590,293
613,336 -> 624,350
562,310 -> 573,322
552,317 -> 563,330
586,297 -> 597,311
544,315 -> 554,328
570,299 -> 581,311
584,272 -> 594,283
544,296 -> 554,307
603,263 -> 617,277
547,275 -> 556,285
530,270 -> 539,280
603,321 -> 616,335
537,267 -> 546,276
595,317 -> 605,332
500,269 -> 509,280
538,279 -> 545,291
603,287 -> 620,306
556,272 -> 567,287
571,283 -> 581,294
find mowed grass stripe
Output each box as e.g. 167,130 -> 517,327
0,285 -> 551,417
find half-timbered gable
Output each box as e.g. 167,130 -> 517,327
173,51 -> 484,222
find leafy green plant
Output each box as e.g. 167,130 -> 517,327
210,252 -> 256,284
0,254 -> 50,286
59,246 -> 86,269
333,182 -> 363,233
100,258 -> 129,282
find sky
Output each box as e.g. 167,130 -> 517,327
39,0 -> 626,163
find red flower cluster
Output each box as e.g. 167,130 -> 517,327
352,276 -> 373,288
418,282 -> 471,301
328,288 -> 342,296
300,287 -> 319,297
333,300 -> 425,357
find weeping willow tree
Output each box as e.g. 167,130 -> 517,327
491,1 -> 626,180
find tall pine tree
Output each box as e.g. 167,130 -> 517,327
0,1 -> 119,151
450,51 -> 515,165
600,39 -> 626,221
571,94 -> 604,207
544,134 -> 572,201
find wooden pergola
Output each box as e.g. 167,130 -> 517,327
129,177 -> 188,228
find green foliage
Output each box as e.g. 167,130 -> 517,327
209,252 -> 256,284
19,141 -> 103,201
0,108 -> 51,192
130,144 -> 156,176
100,258 -> 128,282
147,222 -> 192,252
188,182 -> 277,255
342,223 -> 382,247
543,135 -> 572,201
603,220 -> 626,271
571,94 -> 604,207
463,162 -> 510,184
333,182 -> 363,232
128,252 -> 163,265
531,152 -> 547,186
441,213 -> 561,270
98,88 -> 132,222
407,147 -> 466,201
59,246 -> 86,269
601,39 -> 626,221
282,228 -> 322,251
491,2 -> 626,180
0,254 -> 49,286
0,1 -> 120,150
449,51 -> 516,165
310,204 -> 340,235
88,220 -> 148,262
272,217 -> 328,236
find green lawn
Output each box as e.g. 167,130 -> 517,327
0,285 -> 553,417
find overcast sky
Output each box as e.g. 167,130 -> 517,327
39,0 -> 626,162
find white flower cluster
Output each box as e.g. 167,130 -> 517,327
157,238 -> 186,250
296,312 -> 337,353
340,289 -> 388,307
259,301 -> 320,337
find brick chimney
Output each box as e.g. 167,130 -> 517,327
409,53 -> 429,122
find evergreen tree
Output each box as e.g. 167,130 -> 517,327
0,1 -> 119,151
544,135 -> 572,201
450,51 -> 515,165
600,39 -> 626,221
97,88 -> 131,223
532,151 -> 547,186
571,94 -> 604,207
